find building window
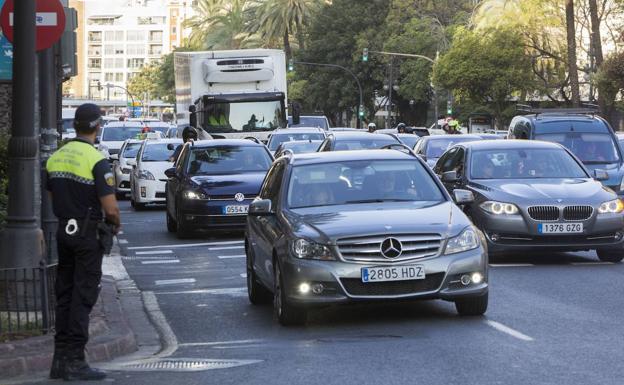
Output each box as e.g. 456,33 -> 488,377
87,72 -> 101,82
88,31 -> 102,42
148,45 -> 162,56
115,73 -> 124,82
127,72 -> 139,80
138,16 -> 165,25
88,58 -> 101,69
87,17 -> 114,25
149,30 -> 163,42
105,73 -> 114,82
104,58 -> 114,68
115,58 -> 124,68
104,31 -> 124,41
172,26 -> 177,34
126,44 -> 146,55
88,45 -> 101,56
127,30 -> 146,41
127,58 -> 145,69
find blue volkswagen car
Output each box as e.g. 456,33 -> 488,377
165,140 -> 274,238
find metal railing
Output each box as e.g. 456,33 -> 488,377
0,263 -> 57,336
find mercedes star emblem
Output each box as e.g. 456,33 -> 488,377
380,237 -> 402,259
235,193 -> 245,202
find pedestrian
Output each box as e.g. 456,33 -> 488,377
170,126 -> 198,163
367,122 -> 377,133
46,103 -> 121,381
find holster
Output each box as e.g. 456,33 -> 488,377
96,222 -> 114,254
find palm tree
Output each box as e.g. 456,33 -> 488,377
184,0 -> 224,49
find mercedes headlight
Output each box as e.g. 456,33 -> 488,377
291,239 -> 335,260
598,199 -> 624,214
444,227 -> 480,255
136,169 -> 155,180
183,190 -> 208,200
480,201 -> 519,215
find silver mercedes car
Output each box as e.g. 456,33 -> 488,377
245,149 -> 488,326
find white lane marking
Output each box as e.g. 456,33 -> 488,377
123,256 -> 175,260
210,246 -> 245,251
489,263 -> 534,267
179,339 -> 264,348
129,240 -> 243,250
486,320 -> 534,342
156,287 -> 246,295
570,262 -> 613,265
118,239 -> 129,244
141,259 -> 180,265
240,273 -> 247,278
155,278 -> 196,286
218,254 -> 245,259
136,250 -> 174,255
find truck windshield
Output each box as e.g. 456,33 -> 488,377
202,100 -> 286,133
534,132 -> 620,164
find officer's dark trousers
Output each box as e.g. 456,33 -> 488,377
54,227 -> 103,357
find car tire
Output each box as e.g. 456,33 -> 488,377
166,209 -> 177,233
246,243 -> 272,305
273,260 -> 306,326
176,209 -> 192,239
132,200 -> 146,211
596,249 -> 623,263
455,292 -> 488,316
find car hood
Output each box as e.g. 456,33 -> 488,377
286,201 -> 468,244
142,161 -> 174,180
468,178 -> 613,204
190,172 -> 266,196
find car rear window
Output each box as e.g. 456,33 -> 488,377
187,146 -> 272,174
102,127 -> 142,141
534,132 -> 620,163
142,143 -> 176,162
268,132 -> 325,150
333,137 -> 399,151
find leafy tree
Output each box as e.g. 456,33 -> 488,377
127,63 -> 160,104
433,27 -> 533,129
595,51 -> 624,121
155,53 -> 176,104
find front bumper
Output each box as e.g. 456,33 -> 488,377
114,169 -> 131,192
280,246 -> 488,305
134,179 -> 166,203
178,198 -> 254,230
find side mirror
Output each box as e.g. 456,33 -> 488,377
594,169 -> 609,181
164,167 -> 177,179
167,143 -> 175,151
442,171 -> 459,183
453,189 -> 474,204
110,154 -> 119,161
248,199 -> 273,216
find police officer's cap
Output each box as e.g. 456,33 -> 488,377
75,103 -> 102,128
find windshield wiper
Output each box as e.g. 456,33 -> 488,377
583,160 -> 616,165
344,198 -> 414,204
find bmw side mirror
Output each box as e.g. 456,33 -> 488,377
248,199 -> 273,216
453,189 -> 474,205
442,171 -> 459,183
164,167 -> 177,179
594,169 -> 609,181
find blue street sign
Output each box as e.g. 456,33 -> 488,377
0,0 -> 13,81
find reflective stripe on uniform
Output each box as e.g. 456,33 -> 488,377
46,141 -> 104,184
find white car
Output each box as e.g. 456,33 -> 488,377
98,121 -> 144,160
111,139 -> 143,199
130,137 -> 182,209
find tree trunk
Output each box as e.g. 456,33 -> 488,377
283,28 -> 292,60
565,0 -> 581,107
295,21 -> 305,51
588,0 -> 609,119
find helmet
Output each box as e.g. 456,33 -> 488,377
368,122 -> 376,129
397,122 -> 406,132
182,126 -> 198,142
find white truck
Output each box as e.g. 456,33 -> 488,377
174,49 -> 288,140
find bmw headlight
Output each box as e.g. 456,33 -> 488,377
444,227 -> 480,255
136,169 -> 155,180
598,199 -> 624,214
183,190 -> 208,200
480,201 -> 519,215
291,239 -> 335,261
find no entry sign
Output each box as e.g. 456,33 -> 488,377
0,0 -> 66,51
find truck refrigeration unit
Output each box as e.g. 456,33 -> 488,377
174,49 -> 288,140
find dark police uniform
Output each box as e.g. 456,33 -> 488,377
46,137 -> 114,371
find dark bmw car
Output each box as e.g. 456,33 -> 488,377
317,132 -> 400,151
165,140 -> 274,238
433,140 -> 624,261
413,134 -> 482,167
246,150 -> 488,326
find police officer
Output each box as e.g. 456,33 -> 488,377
46,103 -> 121,381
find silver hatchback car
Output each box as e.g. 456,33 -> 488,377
245,149 -> 488,326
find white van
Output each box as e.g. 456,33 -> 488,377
61,108 -> 77,140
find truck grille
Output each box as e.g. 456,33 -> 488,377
336,234 -> 441,263
340,273 -> 444,296
528,206 -> 559,221
563,205 -> 593,221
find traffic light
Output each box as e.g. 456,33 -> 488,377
362,48 -> 369,62
288,58 -> 294,71
358,105 -> 364,118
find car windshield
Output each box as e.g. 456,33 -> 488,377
202,100 -> 286,133
426,137 -> 479,159
288,116 -> 328,129
471,148 -> 588,179
102,126 -> 142,141
279,141 -> 321,154
122,143 -> 142,158
142,143 -> 176,162
333,137 -> 399,151
268,133 -> 325,150
187,146 -> 272,175
145,126 -> 169,135
534,132 -> 620,163
288,160 -> 444,209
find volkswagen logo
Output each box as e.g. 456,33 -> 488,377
380,238 -> 402,259
234,193 -> 245,202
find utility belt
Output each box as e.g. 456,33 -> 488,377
59,216 -> 115,254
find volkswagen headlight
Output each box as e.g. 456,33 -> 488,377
183,190 -> 208,200
136,169 -> 155,180
444,227 -> 480,255
598,199 -> 624,214
480,201 -> 519,215
291,239 -> 334,261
